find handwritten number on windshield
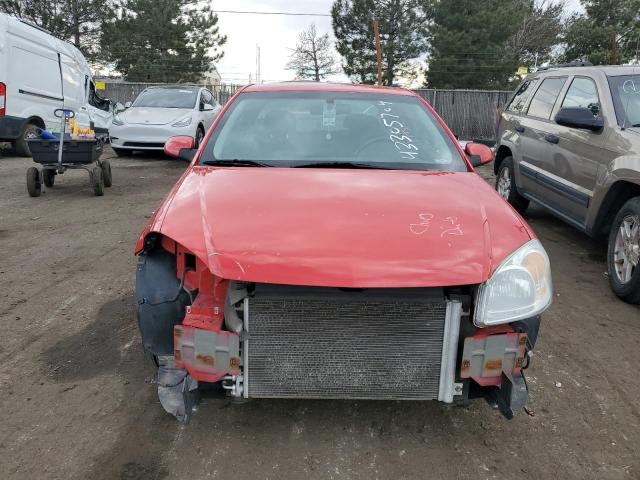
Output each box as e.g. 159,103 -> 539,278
377,101 -> 420,159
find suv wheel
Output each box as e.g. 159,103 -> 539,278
496,156 -> 529,214
607,197 -> 640,304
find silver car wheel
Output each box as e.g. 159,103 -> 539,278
613,214 -> 640,284
497,167 -> 511,200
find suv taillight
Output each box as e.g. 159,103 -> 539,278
0,82 -> 6,117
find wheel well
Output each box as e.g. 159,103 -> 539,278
197,123 -> 204,132
593,181 -> 640,236
27,116 -> 45,129
494,146 -> 512,175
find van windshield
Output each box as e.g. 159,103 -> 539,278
133,88 -> 198,109
202,92 -> 467,171
608,75 -> 640,127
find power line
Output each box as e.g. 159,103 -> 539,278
212,9 -> 331,17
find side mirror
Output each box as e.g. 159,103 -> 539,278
202,103 -> 214,111
124,101 -> 132,109
164,135 -> 196,162
114,102 -> 125,113
555,107 -> 604,132
465,142 -> 494,167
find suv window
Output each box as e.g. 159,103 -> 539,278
507,79 -> 539,113
527,77 -> 566,119
561,77 -> 600,116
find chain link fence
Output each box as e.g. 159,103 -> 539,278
99,82 -> 513,143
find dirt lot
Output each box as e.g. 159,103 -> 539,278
0,146 -> 639,480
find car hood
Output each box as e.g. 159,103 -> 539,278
123,107 -> 191,125
153,167 -> 533,288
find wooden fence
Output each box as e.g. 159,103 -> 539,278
100,82 -> 513,142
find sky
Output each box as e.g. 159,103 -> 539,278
212,0 -> 583,85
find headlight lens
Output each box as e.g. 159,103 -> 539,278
474,239 -> 552,326
172,116 -> 192,127
112,114 -> 125,126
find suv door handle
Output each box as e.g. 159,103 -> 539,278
515,125 -> 525,133
545,134 -> 559,144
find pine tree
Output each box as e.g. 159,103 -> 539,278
564,0 -> 640,65
426,0 -> 563,89
0,0 -> 112,59
286,24 -> 337,81
101,0 -> 226,82
331,0 -> 431,85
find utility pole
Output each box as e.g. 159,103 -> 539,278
373,20 -> 383,86
256,44 -> 261,84
611,31 -> 617,65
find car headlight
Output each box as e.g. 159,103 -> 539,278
112,114 -> 125,126
172,116 -> 192,127
474,239 -> 552,327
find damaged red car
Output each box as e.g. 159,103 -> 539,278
135,83 -> 553,422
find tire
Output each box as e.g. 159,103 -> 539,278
26,167 -> 41,197
496,156 -> 529,214
111,147 -> 128,157
101,159 -> 112,187
91,165 -> 104,196
14,123 -> 39,157
194,126 -> 205,148
42,169 -> 55,187
607,197 -> 640,304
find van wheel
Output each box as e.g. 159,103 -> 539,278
496,157 -> 529,214
14,123 -> 39,157
26,167 -> 42,197
607,197 -> 640,304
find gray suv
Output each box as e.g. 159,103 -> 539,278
495,64 -> 640,303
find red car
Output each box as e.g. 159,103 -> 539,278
135,82 -> 552,422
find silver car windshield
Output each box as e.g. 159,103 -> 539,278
202,92 -> 467,171
608,75 -> 640,127
133,88 -> 198,109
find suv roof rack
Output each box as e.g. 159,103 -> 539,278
537,60 -> 593,71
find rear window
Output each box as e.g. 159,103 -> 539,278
527,77 -> 566,119
202,91 -> 467,172
133,88 -> 198,108
507,79 -> 539,113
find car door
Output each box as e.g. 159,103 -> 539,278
540,75 -> 613,225
501,78 -> 540,195
518,76 -> 568,202
84,77 -> 113,136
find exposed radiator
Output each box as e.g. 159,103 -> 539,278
244,285 -> 458,401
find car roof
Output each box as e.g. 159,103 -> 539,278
242,81 -> 417,96
146,85 -> 202,91
530,64 -> 640,79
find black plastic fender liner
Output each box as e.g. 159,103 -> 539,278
135,250 -> 191,356
512,315 -> 542,349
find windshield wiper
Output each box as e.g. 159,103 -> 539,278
292,161 -> 391,170
202,159 -> 273,167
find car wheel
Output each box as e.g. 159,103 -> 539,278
26,167 -> 41,197
14,123 -> 39,157
91,165 -> 105,196
101,159 -> 113,187
607,197 -> 640,304
194,126 -> 205,148
42,169 -> 55,187
111,147 -> 128,157
496,156 -> 529,214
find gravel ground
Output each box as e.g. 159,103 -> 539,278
0,146 -> 639,480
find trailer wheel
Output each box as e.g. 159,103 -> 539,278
91,165 -> 104,196
14,123 -> 39,157
26,167 -> 42,197
43,169 -> 55,187
101,160 -> 112,187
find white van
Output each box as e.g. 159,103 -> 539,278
0,14 -> 113,156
